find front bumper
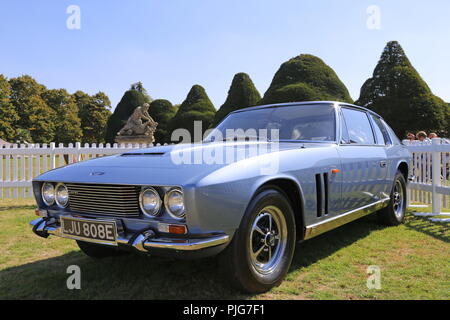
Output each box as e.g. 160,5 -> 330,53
30,216 -> 229,254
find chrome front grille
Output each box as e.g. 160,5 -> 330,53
67,183 -> 140,217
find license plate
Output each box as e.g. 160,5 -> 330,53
61,216 -> 117,244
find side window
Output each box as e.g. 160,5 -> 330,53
370,114 -> 387,145
341,108 -> 375,145
371,115 -> 392,145
381,119 -> 401,145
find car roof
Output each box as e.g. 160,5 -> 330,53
230,101 -> 382,118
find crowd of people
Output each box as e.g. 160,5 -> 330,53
405,131 -> 449,143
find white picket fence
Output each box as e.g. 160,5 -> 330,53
0,142 -> 154,199
404,138 -> 450,222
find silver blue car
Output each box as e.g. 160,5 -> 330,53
30,101 -> 411,293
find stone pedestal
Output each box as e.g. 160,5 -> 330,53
115,135 -> 155,145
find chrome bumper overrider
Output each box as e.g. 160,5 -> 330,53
30,217 -> 229,252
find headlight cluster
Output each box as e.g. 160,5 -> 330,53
139,187 -> 185,219
41,182 -> 69,208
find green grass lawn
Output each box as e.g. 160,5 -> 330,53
0,199 -> 448,300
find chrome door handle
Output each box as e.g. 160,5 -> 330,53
379,161 -> 387,168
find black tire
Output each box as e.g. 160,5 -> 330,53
220,187 -> 296,293
76,240 -> 128,259
378,171 -> 407,226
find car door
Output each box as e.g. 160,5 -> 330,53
369,114 -> 394,199
337,107 -> 388,213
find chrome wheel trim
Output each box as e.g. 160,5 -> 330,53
393,179 -> 405,219
249,205 -> 287,275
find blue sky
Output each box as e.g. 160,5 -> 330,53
1,0 -> 449,110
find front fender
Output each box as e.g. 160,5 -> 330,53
185,158 -> 306,241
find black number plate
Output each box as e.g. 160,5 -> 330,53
61,216 -> 117,244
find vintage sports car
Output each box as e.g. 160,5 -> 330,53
30,101 -> 411,293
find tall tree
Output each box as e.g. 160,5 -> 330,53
168,85 -> 216,142
0,75 -> 19,142
74,91 -> 112,144
105,89 -> 148,143
9,75 -> 56,143
211,73 -> 261,127
356,41 -> 449,137
42,89 -> 83,144
147,99 -> 177,144
258,54 -> 352,105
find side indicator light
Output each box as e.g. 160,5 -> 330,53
169,224 -> 187,235
158,223 -> 188,235
331,168 -> 340,174
35,208 -> 48,217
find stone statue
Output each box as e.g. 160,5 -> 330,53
115,103 -> 158,144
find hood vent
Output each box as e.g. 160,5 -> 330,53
121,152 -> 165,156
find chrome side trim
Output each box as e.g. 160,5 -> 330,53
30,217 -> 229,252
304,198 -> 390,240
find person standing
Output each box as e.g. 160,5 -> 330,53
406,132 -> 416,141
416,131 -> 430,143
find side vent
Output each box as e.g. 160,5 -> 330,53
315,174 -> 323,217
315,172 -> 329,217
323,172 -> 329,216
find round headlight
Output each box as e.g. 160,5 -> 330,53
139,187 -> 162,217
55,183 -> 69,208
41,182 -> 55,206
165,188 -> 185,219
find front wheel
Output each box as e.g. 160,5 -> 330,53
220,188 -> 296,293
378,171 -> 407,226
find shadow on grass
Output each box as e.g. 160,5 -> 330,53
290,214 -> 384,271
0,215 -> 385,300
404,215 -> 449,243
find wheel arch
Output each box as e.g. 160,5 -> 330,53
397,161 -> 409,182
255,178 -> 306,241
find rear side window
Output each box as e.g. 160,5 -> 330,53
341,108 -> 375,145
381,119 -> 401,145
370,114 -> 388,145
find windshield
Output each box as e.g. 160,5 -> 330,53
205,104 -> 336,142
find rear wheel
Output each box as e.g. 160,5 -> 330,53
220,188 -> 296,293
76,240 -> 128,258
378,171 -> 407,226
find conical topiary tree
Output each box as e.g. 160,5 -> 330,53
258,54 -> 352,105
105,89 -> 148,143
168,85 -> 216,142
211,73 -> 261,127
148,99 -> 177,144
356,41 -> 449,137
